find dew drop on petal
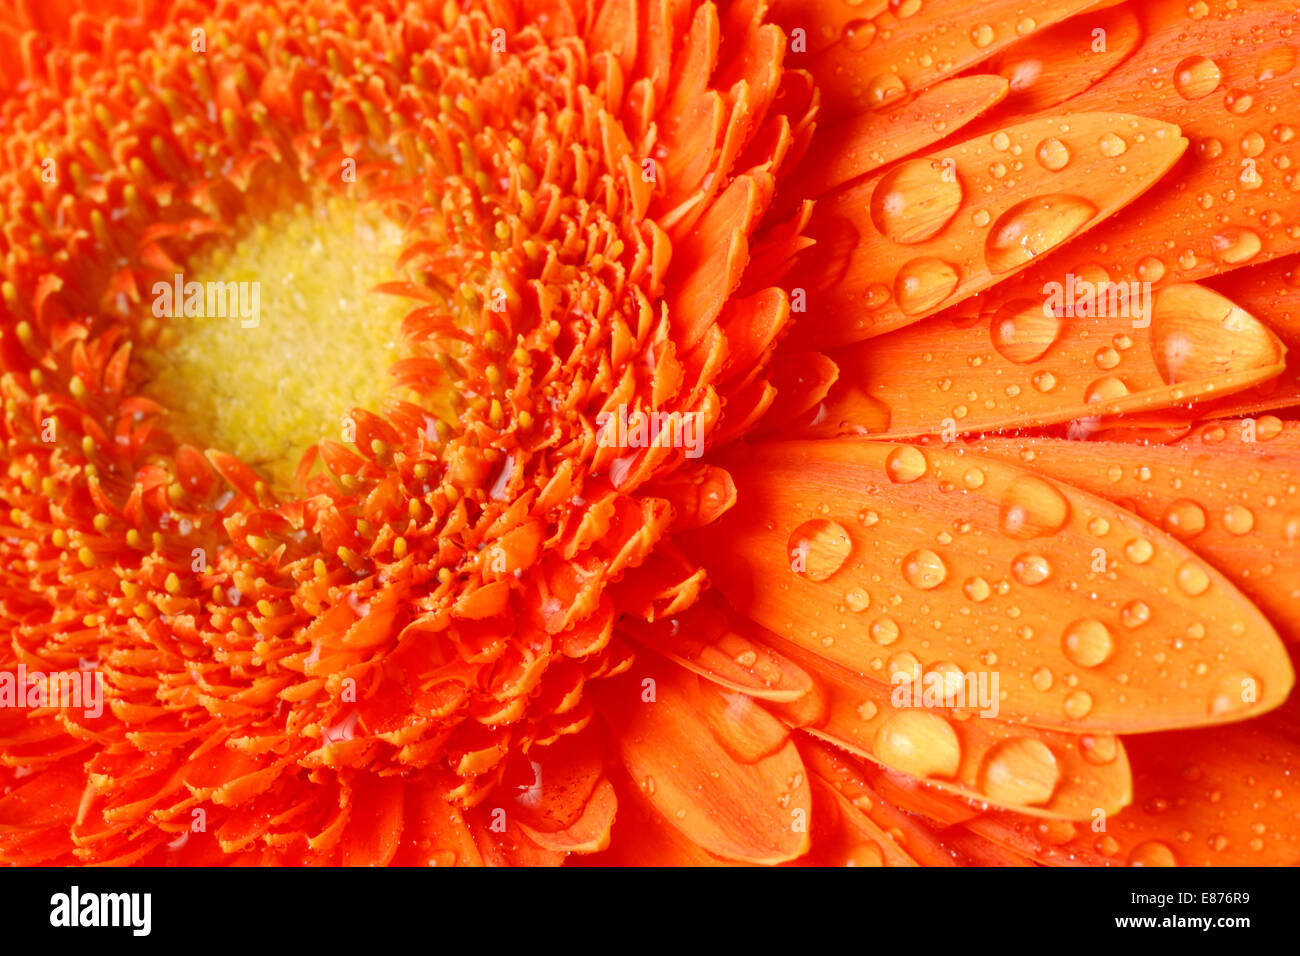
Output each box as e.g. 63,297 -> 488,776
1063,618 -> 1115,668
979,739 -> 1060,806
871,159 -> 963,244
1175,560 -> 1211,597
788,519 -> 852,581
1064,689 -> 1094,719
895,257 -> 960,314
885,444 -> 928,483
873,711 -> 961,778
1012,552 -> 1052,586
1174,55 -> 1222,99
1035,137 -> 1070,171
1000,475 -> 1070,539
985,195 -> 1097,274
903,549 -> 948,590
1163,499 -> 1207,538
990,300 -> 1061,364
1129,841 -> 1178,867
1209,670 -> 1260,716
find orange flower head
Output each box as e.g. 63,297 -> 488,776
0,0 -> 1298,866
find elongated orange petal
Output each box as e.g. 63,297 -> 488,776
793,113 -> 1187,348
967,702 -> 1300,865
814,282 -> 1285,437
966,0 -> 1300,316
971,418 -> 1300,643
804,0 -> 1096,118
596,656 -> 811,863
697,439 -> 1293,732
795,74 -> 1010,199
763,630 -> 1133,818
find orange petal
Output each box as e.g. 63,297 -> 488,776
803,0 -> 1096,118
814,282 -> 1285,437
792,113 -> 1187,349
967,701 -> 1300,865
698,439 -> 1293,732
763,629 -> 1132,818
596,656 -> 811,863
795,74 -> 1010,198
971,418 -> 1300,643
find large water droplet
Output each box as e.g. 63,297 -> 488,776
1063,689 -> 1094,719
1223,504 -> 1256,535
985,195 -> 1098,274
895,257 -> 960,314
1062,618 -> 1115,668
1175,560 -> 1211,597
788,519 -> 852,581
990,299 -> 1062,364
871,160 -> 963,244
871,617 -> 901,645
1211,227 -> 1262,265
1174,55 -> 1222,99
1084,376 -> 1131,405
979,739 -> 1060,806
903,549 -> 948,590
885,445 -> 928,483
873,711 -> 961,778
1000,475 -> 1070,539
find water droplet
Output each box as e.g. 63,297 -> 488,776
1012,552 -> 1052,586
866,72 -> 908,110
985,195 -> 1098,274
1222,504 -> 1255,536
1163,499 -> 1207,538
1175,560 -> 1211,596
980,739 -> 1060,806
871,159 -> 964,245
857,699 -> 879,721
1000,475 -> 1070,539
1098,132 -> 1128,157
1211,227 -> 1262,264
1256,45 -> 1297,82
1174,55 -> 1222,99
1079,733 -> 1119,765
1094,346 -> 1121,370
1132,260 -> 1165,288
885,445 -> 928,483
963,576 -> 991,602
903,549 -> 948,590
1064,689 -> 1094,719
1225,89 -> 1254,115
1063,618 -> 1115,668
1084,376 -> 1131,405
788,519 -> 853,581
871,618 -> 900,645
990,299 -> 1062,364
963,467 -> 986,489
970,23 -> 995,48
888,651 -> 922,683
845,587 -> 872,611
1121,600 -> 1150,629
1035,137 -> 1071,171
1031,666 -> 1054,691
895,257 -> 960,314
1124,537 -> 1154,564
1129,841 -> 1177,866
1031,370 -> 1057,392
873,711 -> 961,778
843,18 -> 878,50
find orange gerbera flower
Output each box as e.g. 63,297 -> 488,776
0,0 -> 1298,867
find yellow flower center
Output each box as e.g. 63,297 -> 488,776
142,197 -> 408,486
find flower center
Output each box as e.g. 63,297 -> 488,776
142,197 -> 409,486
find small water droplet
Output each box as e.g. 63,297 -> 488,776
1121,600 -> 1150,629
1000,475 -> 1070,539
871,617 -> 901,645
980,739 -> 1060,806
873,711 -> 961,778
1163,499 -> 1207,538
1035,137 -> 1071,171
963,576 -> 991,602
845,587 -> 872,611
1175,560 -> 1211,596
1064,689 -> 1094,719
1098,132 -> 1128,157
970,23 -> 995,48
1012,552 -> 1052,586
895,257 -> 960,314
885,445 -> 928,483
990,299 -> 1062,363
871,159 -> 964,244
1129,841 -> 1177,866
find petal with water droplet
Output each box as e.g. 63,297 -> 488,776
694,439 -> 1294,732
